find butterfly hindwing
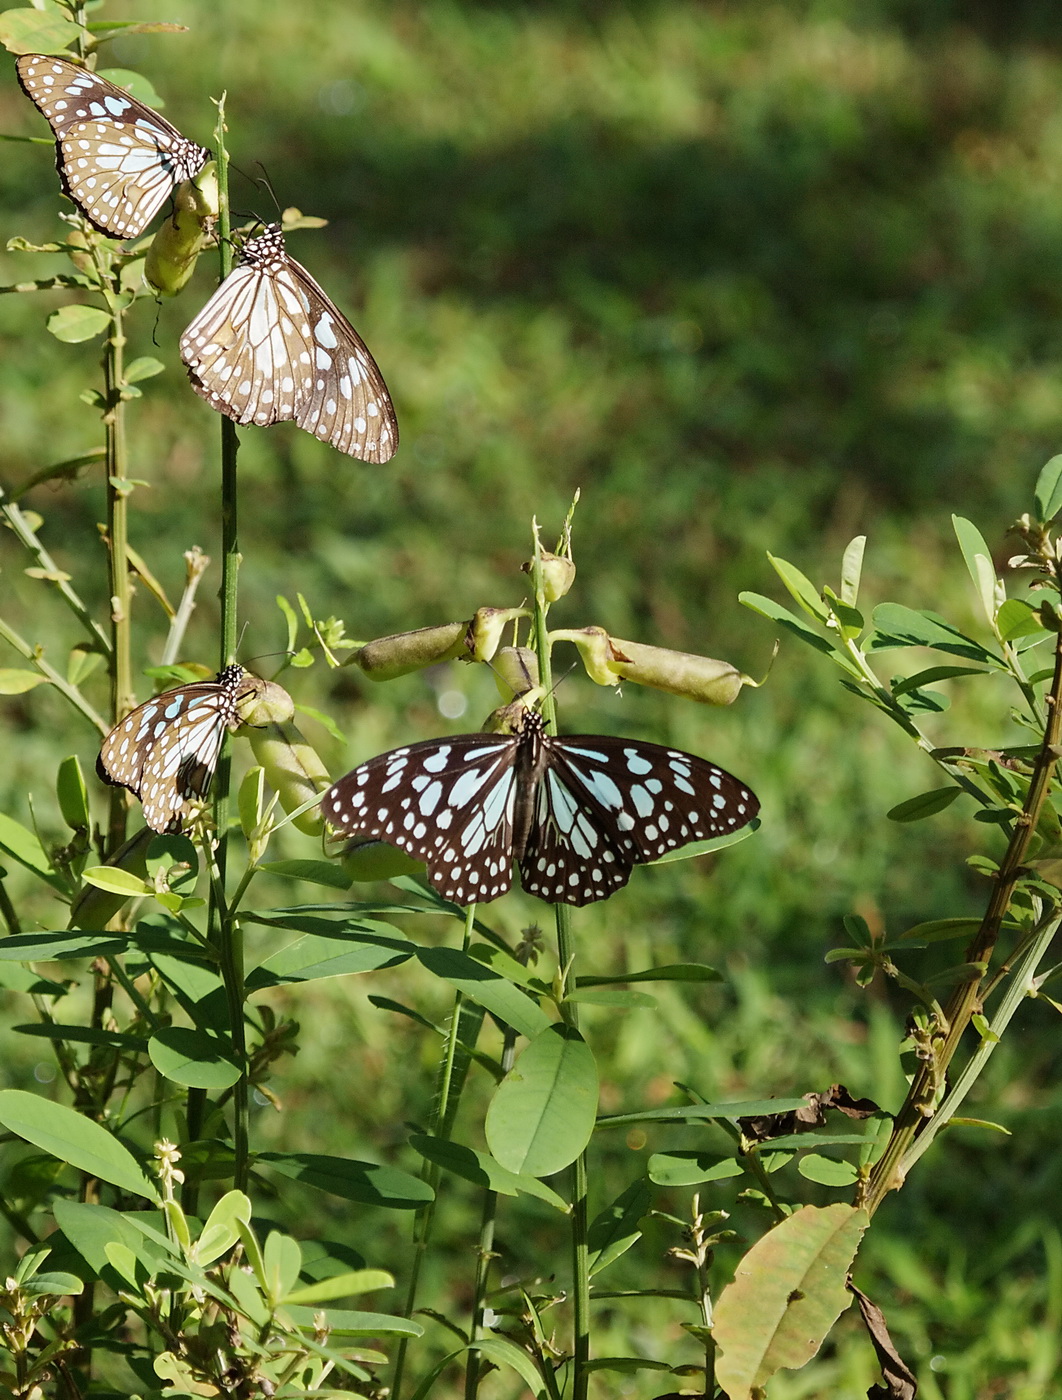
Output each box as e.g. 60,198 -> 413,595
322,733 -> 521,905
180,225 -> 399,463
518,765 -> 634,906
97,666 -> 247,833
16,55 -> 209,239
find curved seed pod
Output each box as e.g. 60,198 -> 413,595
353,622 -> 468,680
341,837 -> 422,883
234,678 -> 295,727
523,550 -> 576,602
609,637 -> 754,705
493,646 -> 540,699
247,722 -> 330,835
144,163 -> 219,297
550,626 -> 623,686
467,607 -> 530,662
67,827 -> 154,930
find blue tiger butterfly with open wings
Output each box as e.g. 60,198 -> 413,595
323,707 -> 759,907
97,665 -> 253,833
16,54 -> 210,239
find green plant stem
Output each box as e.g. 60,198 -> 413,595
864,624 -> 1062,1214
0,611 -> 107,732
392,903 -> 478,1400
530,527 -> 590,1400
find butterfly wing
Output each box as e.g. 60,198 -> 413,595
16,55 -> 209,238
180,225 -> 398,463
323,734 -> 521,904
517,736 -> 759,906
97,667 -> 246,833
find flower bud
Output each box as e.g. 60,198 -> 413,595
493,646 -> 540,699
523,550 -> 576,602
247,722 -> 330,835
68,827 -> 154,930
234,678 -> 295,727
341,837 -> 422,883
608,637 -> 754,705
144,162 -> 218,297
550,626 -> 623,686
65,227 -> 95,276
467,607 -> 530,663
352,622 -> 468,680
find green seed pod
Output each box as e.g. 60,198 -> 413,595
467,607 -> 530,663
353,622 -> 468,680
483,691 -> 540,735
550,626 -> 622,687
247,722 -> 330,835
144,161 -> 219,297
608,637 -> 753,705
341,838 -> 422,884
234,678 -> 295,727
68,827 -> 154,931
493,646 -> 540,699
523,550 -> 576,602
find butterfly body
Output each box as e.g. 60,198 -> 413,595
16,55 -> 209,238
97,665 -> 249,833
323,709 -> 759,906
180,224 -> 398,462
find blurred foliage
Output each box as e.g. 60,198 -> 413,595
3,1 -> 1062,1394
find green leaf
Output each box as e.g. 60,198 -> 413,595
81,866 -> 149,896
22,1270 -> 83,1298
565,988 -> 656,1009
797,1154 -> 859,1186
996,598 -> 1045,643
14,1023 -> 146,1052
284,1268 -> 394,1306
257,1152 -> 433,1209
259,859 -> 352,889
898,917 -> 980,944
713,1204 -> 868,1398
886,787 -> 960,823
53,1200 -> 165,1275
868,604 -> 1001,667
46,304 -> 111,344
294,701 -> 346,744
195,1190 -> 251,1266
587,1180 -> 651,1276
0,9 -> 83,53
416,946 -> 550,1040
0,812 -> 63,887
1036,454 -> 1062,523
580,963 -> 721,986
598,1098 -> 807,1128
285,1305 -> 423,1336
56,755 -> 90,831
408,1134 -> 568,1212
839,536 -> 866,606
124,356 -> 165,383
0,1091 -> 158,1201
650,819 -> 760,863
585,1357 -> 672,1373
485,1024 -> 599,1177
952,515 -> 997,624
263,1229 -> 303,1305
248,929 -> 413,989
0,668 -> 48,694
891,664 -> 989,695
276,594 -> 299,654
148,1027 -> 242,1090
0,931 -> 125,961
740,591 -> 853,668
648,1150 -> 743,1186
767,554 -> 829,622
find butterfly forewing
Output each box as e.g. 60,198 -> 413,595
324,715 -> 760,907
323,733 -> 521,905
16,55 -> 209,238
180,225 -> 399,463
97,665 -> 247,833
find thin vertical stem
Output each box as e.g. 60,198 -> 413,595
392,904 -> 477,1400
530,528 -> 590,1400
103,290 -> 133,853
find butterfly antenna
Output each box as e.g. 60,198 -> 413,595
252,164 -> 284,217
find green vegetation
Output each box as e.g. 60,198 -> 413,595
3,2 -> 1062,1396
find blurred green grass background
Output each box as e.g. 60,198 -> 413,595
3,1 -> 1062,1395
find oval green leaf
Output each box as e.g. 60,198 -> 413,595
47,305 -> 111,344
797,1154 -> 858,1187
257,1152 -> 433,1209
0,1090 -> 158,1201
0,668 -> 48,694
485,1024 -> 599,1177
148,1027 -> 242,1089
0,10 -> 83,53
82,866 -> 150,896
417,946 -> 549,1040
886,787 -> 960,822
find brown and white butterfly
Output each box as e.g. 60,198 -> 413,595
15,54 -> 210,239
180,224 -> 398,463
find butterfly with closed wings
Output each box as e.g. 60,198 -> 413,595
180,224 -> 398,463
97,665 -> 254,833
15,54 -> 210,240
323,707 -> 759,906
